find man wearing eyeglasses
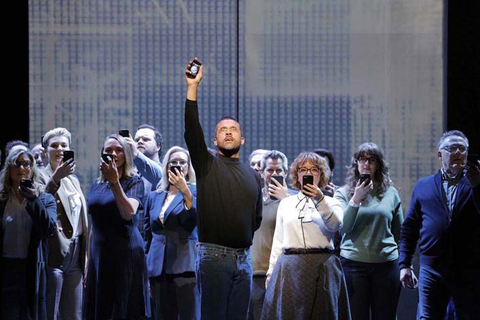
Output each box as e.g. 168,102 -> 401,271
399,130 -> 480,319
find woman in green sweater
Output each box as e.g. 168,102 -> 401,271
334,142 -> 404,320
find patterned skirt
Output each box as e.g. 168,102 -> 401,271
261,252 -> 351,320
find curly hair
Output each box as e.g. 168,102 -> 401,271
290,152 -> 330,191
344,142 -> 391,199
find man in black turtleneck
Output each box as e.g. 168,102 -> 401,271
183,58 -> 263,320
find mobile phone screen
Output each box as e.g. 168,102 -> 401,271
102,153 -> 113,163
119,129 -> 130,138
170,165 -> 182,174
302,175 -> 314,190
20,178 -> 34,188
63,150 -> 74,162
359,173 -> 371,184
187,60 -> 202,78
270,175 -> 285,200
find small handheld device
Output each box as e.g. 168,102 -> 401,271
20,178 -> 34,189
302,174 -> 314,190
170,165 -> 182,174
118,129 -> 130,138
467,153 -> 479,163
270,175 -> 285,200
102,153 -> 113,163
359,173 -> 371,185
63,150 -> 74,163
187,59 -> 202,79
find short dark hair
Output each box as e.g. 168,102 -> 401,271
136,124 -> 163,157
313,148 -> 335,171
5,140 -> 29,156
215,117 -> 242,136
260,150 -> 288,172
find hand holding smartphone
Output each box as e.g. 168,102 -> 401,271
270,175 -> 285,200
359,173 -> 371,185
63,150 -> 75,163
170,165 -> 182,175
302,175 -> 314,191
20,178 -> 34,189
102,153 -> 113,163
187,59 -> 202,79
119,129 -> 130,138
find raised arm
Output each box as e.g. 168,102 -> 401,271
184,58 -> 212,178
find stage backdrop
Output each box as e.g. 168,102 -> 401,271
29,2 -> 443,316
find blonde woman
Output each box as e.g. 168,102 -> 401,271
42,127 -> 88,320
144,146 -> 198,320
84,134 -> 150,319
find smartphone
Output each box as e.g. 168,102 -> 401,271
170,165 -> 182,174
20,178 -> 34,188
63,150 -> 74,163
119,129 -> 130,138
102,153 -> 113,163
187,59 -> 202,79
270,175 -> 285,200
302,174 -> 314,190
359,173 -> 371,185
467,153 -> 479,163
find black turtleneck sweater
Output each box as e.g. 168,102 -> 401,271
184,99 -> 262,249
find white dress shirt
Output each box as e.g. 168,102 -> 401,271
267,193 -> 344,276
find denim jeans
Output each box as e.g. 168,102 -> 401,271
47,237 -> 83,320
340,257 -> 401,320
196,242 -> 253,320
417,265 -> 480,320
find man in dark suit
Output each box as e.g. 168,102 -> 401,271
399,130 -> 480,319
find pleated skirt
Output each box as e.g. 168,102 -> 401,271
261,252 -> 351,320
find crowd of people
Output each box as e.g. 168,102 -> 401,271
0,59 -> 479,320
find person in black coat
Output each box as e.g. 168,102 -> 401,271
0,148 -> 57,320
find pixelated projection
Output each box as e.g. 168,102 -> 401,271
29,0 -> 443,208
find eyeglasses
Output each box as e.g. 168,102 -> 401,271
13,161 -> 32,169
441,146 -> 468,154
298,167 -> 320,175
357,156 -> 377,164
169,160 -> 188,166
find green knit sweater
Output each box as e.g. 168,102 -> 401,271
334,185 -> 404,263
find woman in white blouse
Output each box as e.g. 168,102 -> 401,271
261,151 -> 351,320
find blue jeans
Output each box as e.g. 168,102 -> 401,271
417,265 -> 480,320
196,242 -> 253,320
47,237 -> 83,320
340,257 -> 401,320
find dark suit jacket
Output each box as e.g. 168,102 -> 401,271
144,185 -> 197,278
0,193 -> 57,320
43,165 -> 88,272
399,171 -> 480,271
